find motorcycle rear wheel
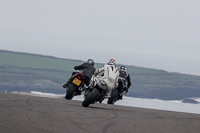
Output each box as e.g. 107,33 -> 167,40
65,84 -> 77,100
82,88 -> 99,107
107,89 -> 118,104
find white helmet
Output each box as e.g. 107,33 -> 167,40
108,59 -> 115,65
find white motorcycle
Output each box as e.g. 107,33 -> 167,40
82,75 -> 110,107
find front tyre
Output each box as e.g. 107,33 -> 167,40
107,89 -> 118,104
82,88 -> 99,107
65,84 -> 77,100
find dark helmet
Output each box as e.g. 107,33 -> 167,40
108,59 -> 116,65
119,65 -> 126,71
87,59 -> 94,66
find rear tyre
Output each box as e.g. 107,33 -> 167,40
82,88 -> 99,107
107,89 -> 118,104
65,84 -> 77,100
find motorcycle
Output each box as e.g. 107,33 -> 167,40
82,75 -> 108,107
64,72 -> 85,100
107,77 -> 128,104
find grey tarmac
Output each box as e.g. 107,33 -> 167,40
0,93 -> 200,133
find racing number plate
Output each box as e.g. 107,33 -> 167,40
73,78 -> 81,86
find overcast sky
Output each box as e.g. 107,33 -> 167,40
0,0 -> 200,75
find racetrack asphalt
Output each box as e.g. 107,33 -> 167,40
0,93 -> 200,133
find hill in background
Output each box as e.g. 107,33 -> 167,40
1,50 -> 200,103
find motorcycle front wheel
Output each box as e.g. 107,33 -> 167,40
82,88 -> 99,107
65,84 -> 77,100
107,89 -> 118,104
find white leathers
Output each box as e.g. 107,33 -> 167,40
95,64 -> 119,97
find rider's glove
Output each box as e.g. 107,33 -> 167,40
74,66 -> 78,70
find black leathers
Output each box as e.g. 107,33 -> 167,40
118,70 -> 131,88
74,63 -> 96,86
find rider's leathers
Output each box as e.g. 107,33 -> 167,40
95,64 -> 119,97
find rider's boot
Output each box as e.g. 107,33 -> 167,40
104,94 -> 111,98
119,95 -> 123,100
104,90 -> 111,98
63,78 -> 72,88
99,97 -> 104,103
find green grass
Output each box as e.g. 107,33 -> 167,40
0,51 -> 81,71
1,50 -> 200,100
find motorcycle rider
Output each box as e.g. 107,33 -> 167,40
117,65 -> 131,99
63,59 -> 96,88
94,59 -> 119,98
